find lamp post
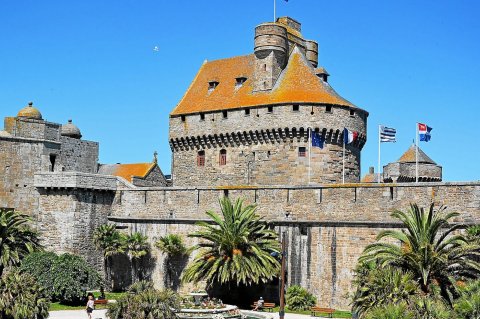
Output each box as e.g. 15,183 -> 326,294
279,235 -> 286,319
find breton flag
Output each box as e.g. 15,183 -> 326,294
380,126 -> 396,142
343,128 -> 358,145
418,123 -> 432,142
311,130 -> 324,149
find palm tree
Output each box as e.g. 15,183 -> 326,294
155,234 -> 189,289
182,197 -> 281,286
360,203 -> 480,303
0,270 -> 49,319
93,224 -> 125,289
0,209 -> 41,277
125,232 -> 149,284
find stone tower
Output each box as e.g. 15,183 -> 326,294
169,17 -> 368,186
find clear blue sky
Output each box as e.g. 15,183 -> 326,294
1,0 -> 479,181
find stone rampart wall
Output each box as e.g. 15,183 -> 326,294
110,182 -> 480,309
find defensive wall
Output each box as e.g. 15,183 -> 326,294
99,181 -> 480,309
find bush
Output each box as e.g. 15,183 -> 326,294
20,251 -> 102,305
0,270 -> 49,319
107,284 -> 180,319
20,251 -> 57,299
51,253 -> 102,304
364,303 -> 414,319
285,285 -> 316,311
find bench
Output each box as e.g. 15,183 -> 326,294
94,299 -> 108,306
311,306 -> 335,318
251,301 -> 275,312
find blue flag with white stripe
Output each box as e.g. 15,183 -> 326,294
380,125 -> 396,142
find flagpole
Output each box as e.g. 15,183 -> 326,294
308,127 -> 311,185
415,123 -> 419,183
274,0 -> 276,21
378,125 -> 381,184
342,132 -> 345,184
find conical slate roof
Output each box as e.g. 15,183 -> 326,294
398,145 -> 436,164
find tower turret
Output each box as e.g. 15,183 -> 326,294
253,23 -> 288,91
305,40 -> 318,67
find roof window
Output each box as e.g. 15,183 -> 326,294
208,81 -> 219,91
235,77 -> 247,87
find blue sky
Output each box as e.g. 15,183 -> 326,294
1,0 -> 479,181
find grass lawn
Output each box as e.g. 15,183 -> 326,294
48,292 -> 127,311
268,306 -> 352,318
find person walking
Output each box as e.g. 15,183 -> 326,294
86,295 -> 95,319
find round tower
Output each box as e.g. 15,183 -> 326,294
254,23 -> 288,60
305,40 -> 318,67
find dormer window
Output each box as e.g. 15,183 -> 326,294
208,81 -> 219,91
235,77 -> 247,87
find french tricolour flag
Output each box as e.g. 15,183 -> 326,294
343,128 -> 358,145
418,123 -> 432,142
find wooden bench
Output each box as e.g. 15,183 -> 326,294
311,306 -> 335,317
94,299 -> 108,306
251,301 -> 275,312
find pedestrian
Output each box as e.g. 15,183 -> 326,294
253,297 -> 264,311
86,295 -> 95,319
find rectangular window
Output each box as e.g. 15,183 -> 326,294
222,111 -> 228,119
200,113 -> 205,121
245,108 -> 250,116
350,109 -> 355,117
267,106 -> 273,113
298,147 -> 306,157
219,149 -> 227,165
181,115 -> 186,122
49,154 -> 56,172
292,104 -> 299,112
197,151 -> 205,166
325,105 -> 332,113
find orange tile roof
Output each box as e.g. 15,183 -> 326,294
110,163 -> 155,182
171,47 -> 358,116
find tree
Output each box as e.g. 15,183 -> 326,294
0,270 -> 49,319
182,197 -> 281,286
93,224 -> 125,290
359,203 -> 480,303
155,234 -> 189,290
0,209 -> 41,277
125,232 -> 149,285
20,251 -> 57,299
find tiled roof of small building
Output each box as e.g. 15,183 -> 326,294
98,163 -> 156,182
398,145 -> 436,164
171,47 -> 357,116
361,173 -> 380,183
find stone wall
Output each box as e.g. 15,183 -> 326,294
60,136 -> 99,173
109,182 -> 480,309
169,103 -> 367,186
131,166 -> 168,187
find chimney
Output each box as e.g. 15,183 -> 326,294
369,167 -> 374,174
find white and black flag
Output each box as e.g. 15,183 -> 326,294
380,125 -> 396,142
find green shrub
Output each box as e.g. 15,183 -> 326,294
20,251 -> 57,299
0,270 -> 49,319
364,303 -> 414,319
21,251 -> 102,305
51,253 -> 102,304
285,285 -> 316,311
107,285 -> 180,319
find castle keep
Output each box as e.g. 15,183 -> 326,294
0,17 -> 478,309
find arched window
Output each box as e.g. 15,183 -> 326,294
219,149 -> 227,166
197,150 -> 205,166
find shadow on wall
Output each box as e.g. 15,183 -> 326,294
207,278 -> 279,309
164,254 -> 189,291
110,252 -> 156,291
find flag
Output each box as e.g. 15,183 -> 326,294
418,123 -> 432,142
311,130 -> 324,149
343,128 -> 358,145
380,126 -> 396,142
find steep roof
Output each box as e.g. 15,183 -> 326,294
171,47 -> 357,116
398,145 -> 437,164
98,163 -> 156,182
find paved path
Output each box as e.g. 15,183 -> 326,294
49,309 -> 328,319
49,310 -> 107,319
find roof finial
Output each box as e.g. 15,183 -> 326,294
153,151 -> 158,164
28,101 -> 33,107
